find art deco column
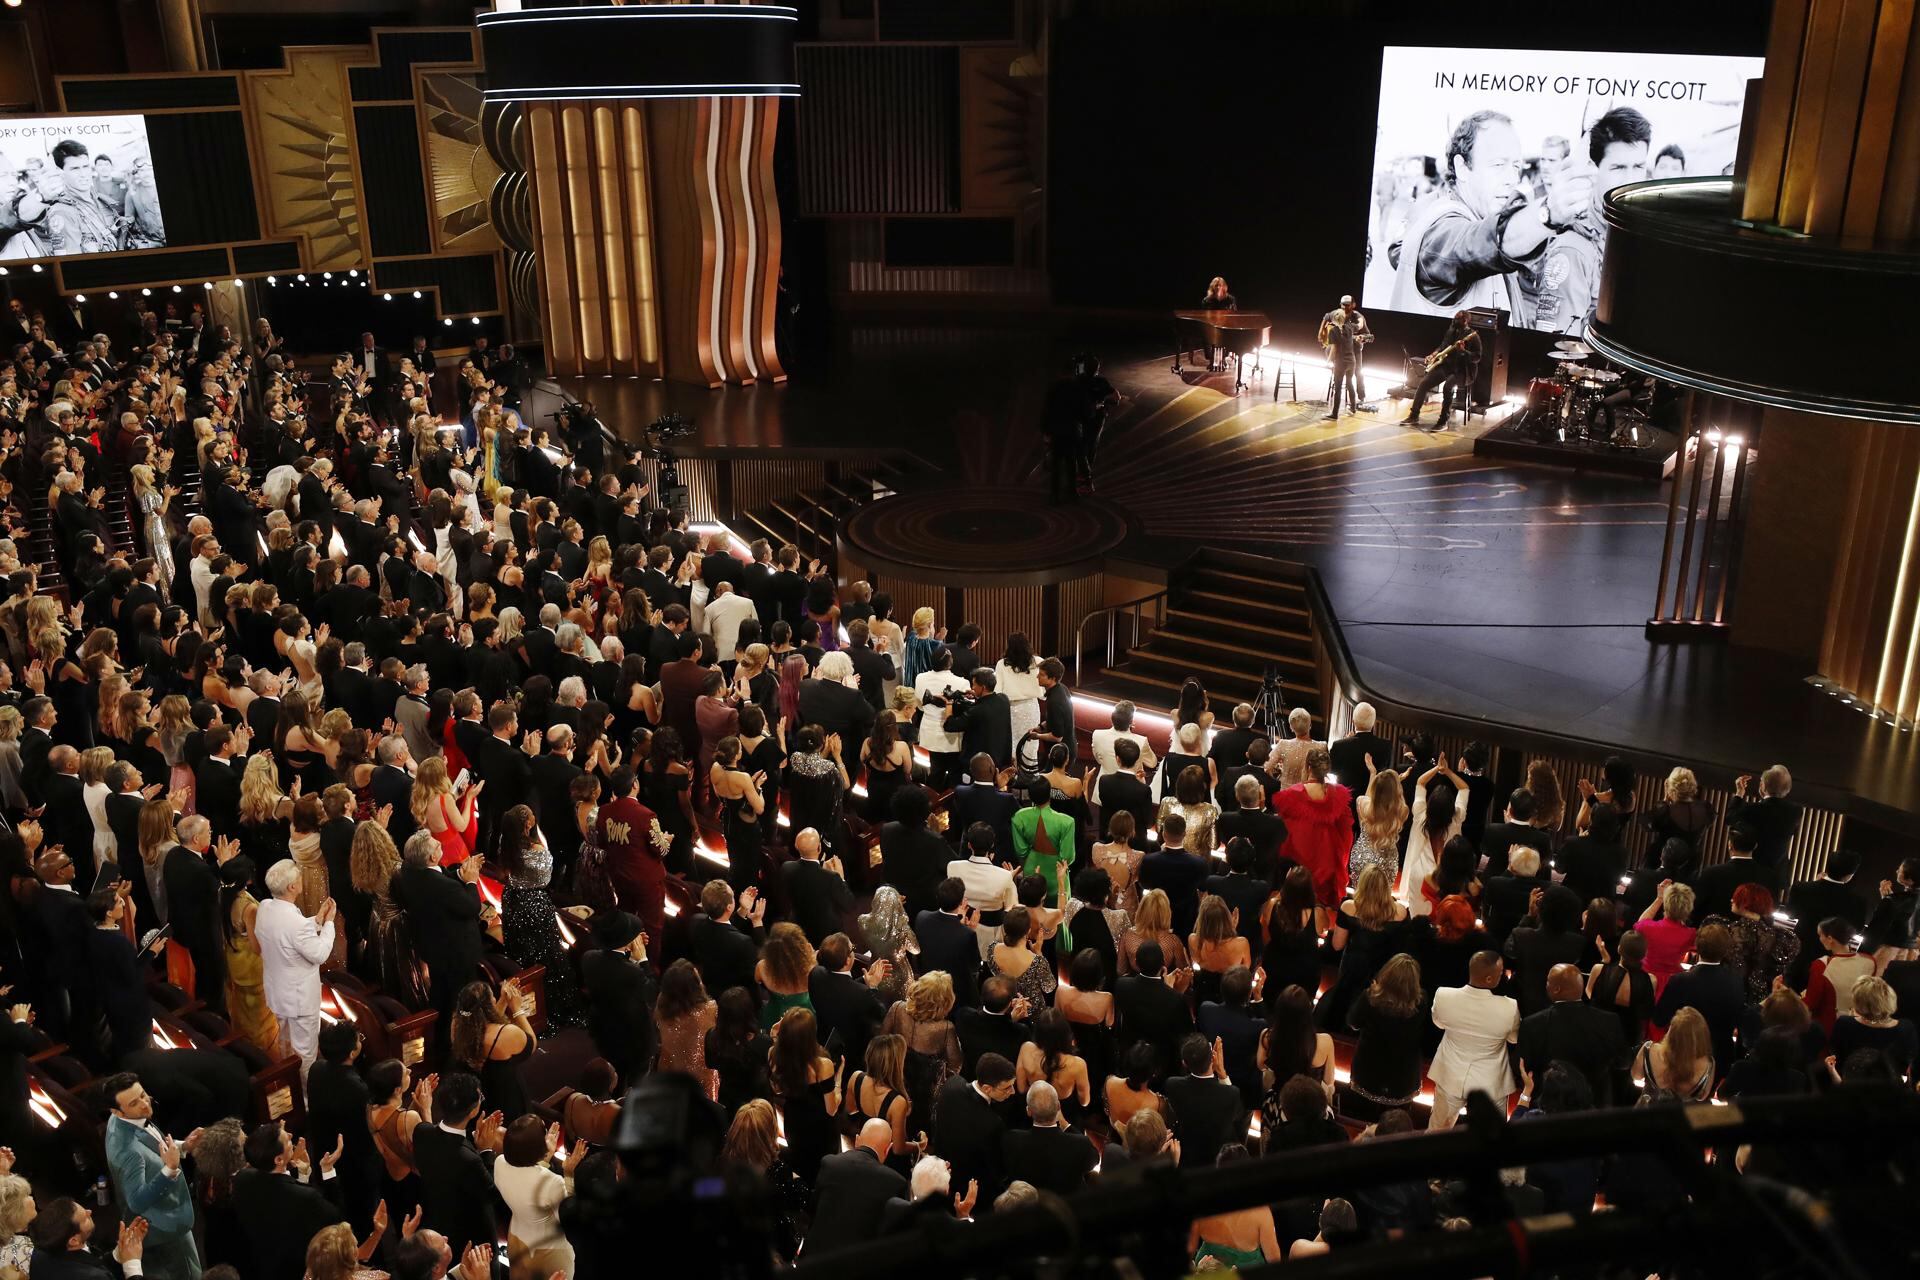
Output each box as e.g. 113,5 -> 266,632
479,3 -> 796,387
1589,0 -> 1920,721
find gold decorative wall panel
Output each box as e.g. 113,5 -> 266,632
245,47 -> 368,271
419,72 -> 503,255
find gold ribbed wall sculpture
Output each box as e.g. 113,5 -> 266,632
523,93 -> 785,387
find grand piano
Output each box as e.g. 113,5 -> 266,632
1173,309 -> 1271,393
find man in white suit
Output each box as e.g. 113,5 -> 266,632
255,859 -> 337,1082
1428,949 -> 1519,1130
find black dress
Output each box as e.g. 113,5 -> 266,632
1262,913 -> 1323,1008
1346,997 -> 1424,1109
741,736 -> 784,847
720,786 -> 764,893
1315,908 -> 1406,1030
479,1026 -> 533,1120
777,1069 -> 837,1185
502,845 -> 585,1027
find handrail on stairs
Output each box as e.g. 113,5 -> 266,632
1072,588 -> 1169,689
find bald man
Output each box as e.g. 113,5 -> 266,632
1428,950 -> 1519,1130
805,1117 -> 908,1256
1517,963 -> 1626,1107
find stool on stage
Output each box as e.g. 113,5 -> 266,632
1271,356 -> 1298,403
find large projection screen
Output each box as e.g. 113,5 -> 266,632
1362,46 -> 1763,337
0,114 -> 166,261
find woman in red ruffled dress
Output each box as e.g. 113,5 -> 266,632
1272,744 -> 1355,907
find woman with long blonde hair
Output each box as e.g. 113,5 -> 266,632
1119,888 -> 1192,990
1316,863 -> 1410,1027
1635,1005 -> 1714,1100
412,755 -> 478,866
79,746 -> 118,864
1349,767 -> 1407,887
302,1220 -> 387,1280
351,820 -> 429,1007
155,694 -> 196,801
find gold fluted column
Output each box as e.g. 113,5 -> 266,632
1727,0 -> 1920,723
155,0 -> 206,73
522,91 -> 785,386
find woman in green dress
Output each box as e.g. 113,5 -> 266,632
755,922 -> 816,1031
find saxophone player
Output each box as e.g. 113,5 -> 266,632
1401,311 -> 1480,431
1317,295 -> 1372,420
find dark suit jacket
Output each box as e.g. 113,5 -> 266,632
19,727 -> 52,805
392,865 -> 482,1002
580,945 -> 658,1078
932,1077 -> 1007,1203
1002,1124 -> 1097,1196
369,763 -> 417,850
780,858 -> 853,945
879,822 -> 949,918
809,965 -> 888,1065
1114,972 -> 1192,1077
1694,858 -> 1769,924
1654,962 -> 1746,1074
1481,872 -> 1548,946
913,909 -> 982,1008
847,642 -> 895,711
1201,871 -> 1269,951
806,1147 -> 910,1256
193,756 -> 245,844
948,781 -> 1018,865
1481,821 -> 1553,879
1725,794 -> 1801,877
797,678 -> 874,749
1784,878 -> 1869,983
1328,732 -> 1392,807
530,752 -> 585,861
1161,1073 -> 1247,1168
474,733 -> 535,828
104,793 -> 146,885
412,1123 -> 499,1255
1138,849 -> 1210,939
1556,835 -> 1628,905
306,1057 -> 378,1216
1518,1000 -> 1627,1106
686,913 -> 763,1001
1216,807 -> 1287,879
1098,772 -> 1155,837
161,843 -> 223,963
947,692 -> 1013,768
43,773 -> 91,879
25,1247 -> 124,1280
231,1167 -> 347,1280
953,1007 -> 1027,1078
767,569 -> 807,628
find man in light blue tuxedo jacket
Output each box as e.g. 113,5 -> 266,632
103,1072 -> 201,1280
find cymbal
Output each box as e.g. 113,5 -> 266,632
1552,341 -> 1594,357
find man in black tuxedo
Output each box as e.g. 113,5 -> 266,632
805,1119 -> 909,1257
41,746 -> 92,882
1784,849 -> 1868,986
740,539 -> 778,629
949,758 -> 1018,863
324,565 -> 380,641
879,785 -> 949,918
580,911 -> 659,1085
1097,739 -> 1156,838
1555,802 -> 1629,905
1139,836 -> 1211,940
332,642 -> 377,730
1726,766 -> 1801,888
1206,704 -> 1259,799
473,703 -> 540,858
1652,923 -> 1746,1080
913,877 -> 982,1008
942,670 -> 1013,769
163,814 -> 228,1016
779,826 -> 853,945
1002,1081 -> 1096,1196
1327,703 -> 1392,820
369,737 -> 418,851
102,764 -> 149,890
844,620 -> 896,713
231,1120 -> 349,1280
116,557 -> 163,655
1480,787 -> 1553,879
1518,963 -> 1626,1106
18,698 -> 55,805
1694,824 -> 1768,923
242,670 -> 284,747
1113,941 -> 1192,1080
809,932 -> 891,1066
797,655 -> 874,749
530,724 -> 586,877
204,467 -> 262,569
1481,846 -> 1552,948
466,620 -> 520,712
194,724 -> 251,841
412,1073 -> 502,1256
932,1054 -> 1016,1207
1216,773 -> 1287,881
768,544 -> 809,627
687,879 -> 765,1001
26,1198 -> 149,1280
306,1022 -> 379,1229
1161,1034 -> 1247,1168
393,831 -> 485,1015
954,977 -> 1028,1075
1201,838 -> 1269,951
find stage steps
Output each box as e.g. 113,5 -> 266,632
728,456 -> 920,572
1080,548 -> 1326,730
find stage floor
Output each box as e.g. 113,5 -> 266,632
533,325 -> 1920,829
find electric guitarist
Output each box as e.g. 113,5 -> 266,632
1402,310 -> 1481,431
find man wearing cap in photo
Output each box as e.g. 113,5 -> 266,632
1317,294 -> 1372,420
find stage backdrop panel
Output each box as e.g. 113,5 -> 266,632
1362,45 -> 1763,337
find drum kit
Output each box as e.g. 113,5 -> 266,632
1515,339 -> 1643,447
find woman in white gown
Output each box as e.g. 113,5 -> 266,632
994,631 -> 1046,763
1399,754 -> 1470,916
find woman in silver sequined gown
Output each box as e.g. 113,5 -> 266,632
499,804 -> 585,1026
